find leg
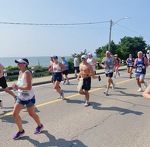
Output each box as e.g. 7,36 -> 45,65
27,106 -> 42,126
4,87 -> 17,98
12,103 -> 24,131
54,81 -> 62,94
84,90 -> 89,102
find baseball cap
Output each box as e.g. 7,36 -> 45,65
53,55 -> 58,59
81,55 -> 87,59
88,52 -> 92,56
15,58 -> 29,65
106,51 -> 110,54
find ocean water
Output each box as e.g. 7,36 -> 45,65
0,56 -> 72,67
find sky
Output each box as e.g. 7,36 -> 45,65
0,0 -> 150,57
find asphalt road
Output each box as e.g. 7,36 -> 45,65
1,68 -> 150,147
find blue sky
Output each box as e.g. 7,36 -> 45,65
0,0 -> 150,57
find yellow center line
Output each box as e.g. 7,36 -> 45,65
0,73 -> 150,118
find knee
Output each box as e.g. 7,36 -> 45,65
54,85 -> 58,89
12,112 -> 19,119
28,111 -> 35,117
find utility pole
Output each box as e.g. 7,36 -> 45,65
108,20 -> 113,51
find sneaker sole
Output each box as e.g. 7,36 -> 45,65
34,127 -> 44,135
13,133 -> 25,140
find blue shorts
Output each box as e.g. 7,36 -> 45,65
74,67 -> 79,72
53,72 -> 62,82
16,97 -> 35,107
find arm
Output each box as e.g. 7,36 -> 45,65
126,58 -> 128,64
92,58 -> 97,66
133,58 -> 137,68
144,57 -> 149,68
143,85 -> 150,99
59,63 -> 66,72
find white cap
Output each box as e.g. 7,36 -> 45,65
138,51 -> 143,54
81,55 -> 87,59
88,52 -> 92,56
15,58 -> 29,65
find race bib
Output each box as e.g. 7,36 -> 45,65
129,63 -> 133,66
137,67 -> 142,72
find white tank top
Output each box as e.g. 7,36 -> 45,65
87,58 -> 96,71
53,63 -> 62,72
17,70 -> 34,101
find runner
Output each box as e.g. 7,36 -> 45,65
48,55 -> 54,82
77,55 -> 94,107
12,58 -> 43,140
134,51 -> 148,92
0,63 -> 17,100
49,56 -> 66,98
87,53 -> 101,81
126,54 -> 134,78
74,54 -> 79,77
61,56 -> 70,85
101,51 -> 115,95
114,54 -> 121,78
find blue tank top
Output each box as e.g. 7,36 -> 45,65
127,58 -> 134,67
135,58 -> 146,74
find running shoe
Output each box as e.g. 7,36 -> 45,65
104,91 -> 109,96
34,124 -> 44,134
98,75 -> 101,81
84,102 -> 90,107
138,88 -> 143,92
13,130 -> 25,140
60,91 -> 65,99
66,82 -> 70,85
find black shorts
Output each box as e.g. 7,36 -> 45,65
105,72 -> 113,78
82,77 -> 91,90
0,76 -> 8,89
62,70 -> 69,75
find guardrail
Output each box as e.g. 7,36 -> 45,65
4,67 -> 50,81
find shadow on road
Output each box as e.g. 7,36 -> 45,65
98,106 -> 143,115
22,130 -> 88,147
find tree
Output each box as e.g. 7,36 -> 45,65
119,36 -> 147,59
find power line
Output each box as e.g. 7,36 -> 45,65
116,23 -> 142,35
0,21 -> 110,26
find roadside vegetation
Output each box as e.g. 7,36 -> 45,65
5,36 -> 150,82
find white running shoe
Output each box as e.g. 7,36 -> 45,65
138,88 -> 143,92
84,102 -> 90,107
60,92 -> 65,99
104,91 -> 108,96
